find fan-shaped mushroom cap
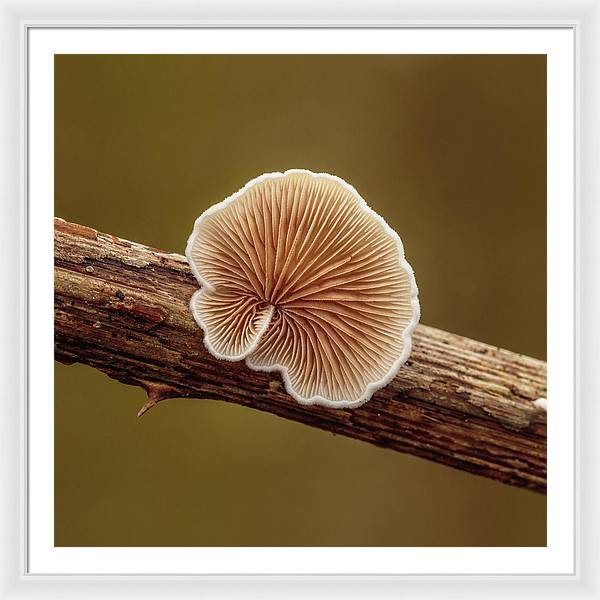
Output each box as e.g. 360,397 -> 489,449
186,169 -> 420,408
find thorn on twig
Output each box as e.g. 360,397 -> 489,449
137,381 -> 180,418
137,396 -> 158,418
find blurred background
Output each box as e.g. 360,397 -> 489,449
55,54 -> 546,546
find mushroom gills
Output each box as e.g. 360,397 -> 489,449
186,169 -> 420,408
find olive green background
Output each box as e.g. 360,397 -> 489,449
55,54 -> 546,547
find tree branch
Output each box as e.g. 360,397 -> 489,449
54,217 -> 547,493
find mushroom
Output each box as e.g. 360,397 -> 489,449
186,169 -> 420,408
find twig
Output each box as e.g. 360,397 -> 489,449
54,217 -> 547,493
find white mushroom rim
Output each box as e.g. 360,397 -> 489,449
185,169 -> 420,409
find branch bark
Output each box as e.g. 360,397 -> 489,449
54,217 -> 547,493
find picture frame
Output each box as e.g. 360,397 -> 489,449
1,0 -> 598,597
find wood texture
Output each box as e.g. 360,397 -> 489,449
54,217 -> 548,493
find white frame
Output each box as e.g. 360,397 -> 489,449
1,1 -> 598,598
27,26 -> 574,578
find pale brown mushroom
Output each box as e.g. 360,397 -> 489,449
185,169 -> 420,408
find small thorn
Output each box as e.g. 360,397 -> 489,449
137,397 -> 157,418
136,380 -> 179,418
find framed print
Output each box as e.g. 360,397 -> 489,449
1,1 -> 598,598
